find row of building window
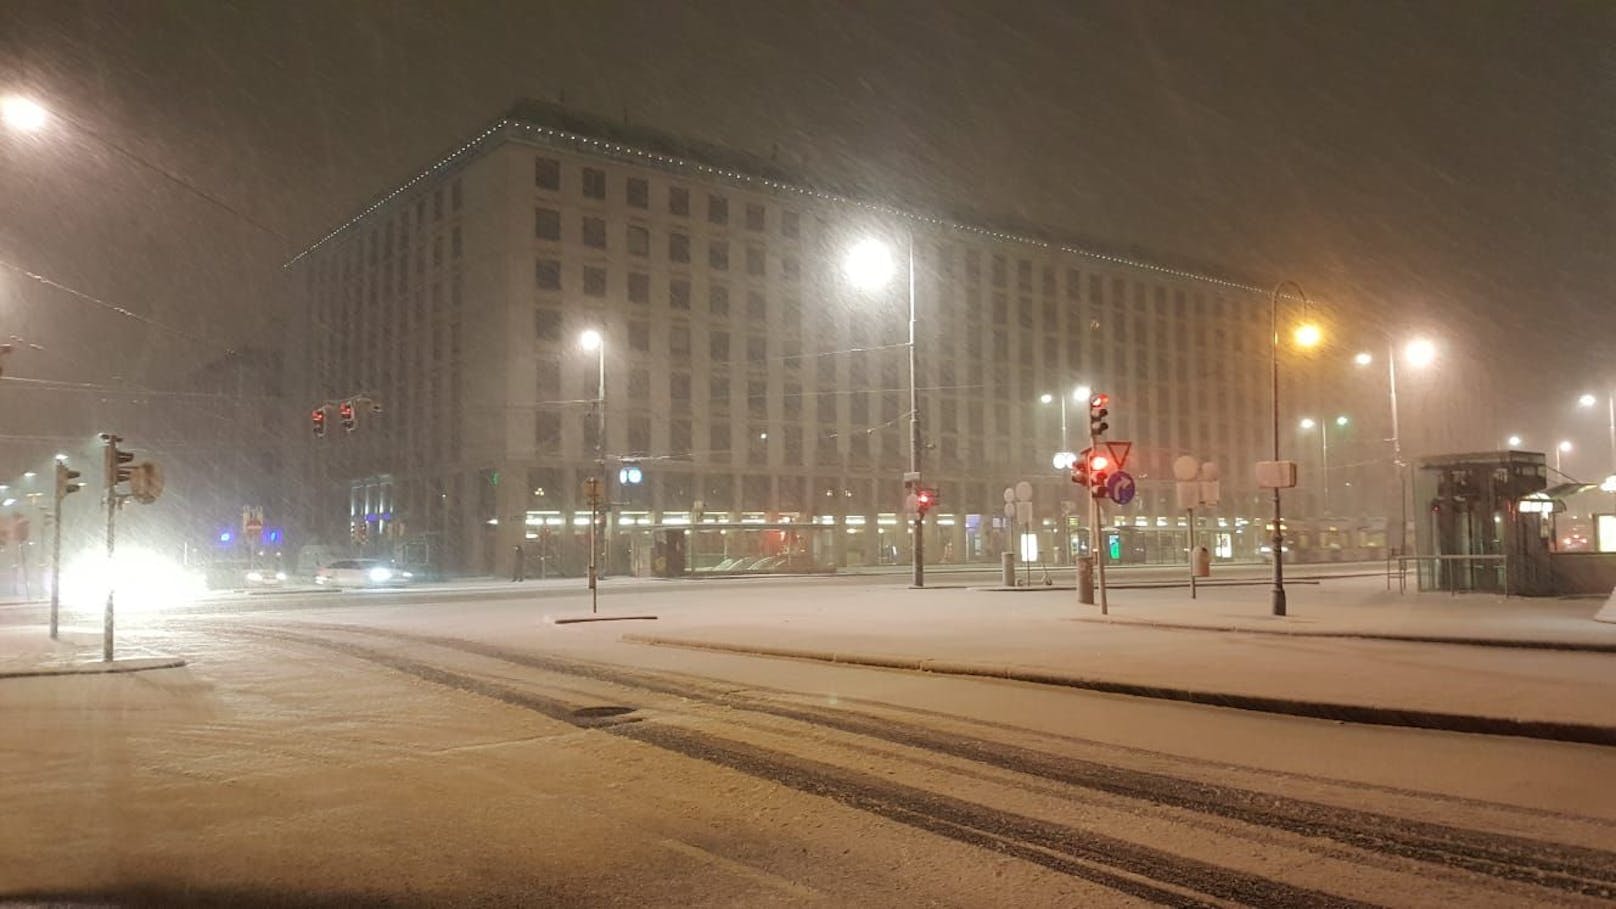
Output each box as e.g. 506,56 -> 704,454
535,155 -> 801,237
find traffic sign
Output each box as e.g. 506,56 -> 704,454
1104,441 -> 1133,471
1106,471 -> 1137,505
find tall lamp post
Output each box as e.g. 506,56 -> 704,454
1042,385 -> 1089,565
580,329 -> 605,590
1556,440 -> 1573,476
1353,337 -> 1437,562
1298,416 -> 1348,516
844,232 -> 925,588
1577,390 -> 1616,504
1267,281 -> 1321,617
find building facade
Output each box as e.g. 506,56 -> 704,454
291,102 -> 1401,576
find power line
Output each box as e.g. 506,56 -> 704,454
0,257 -> 240,356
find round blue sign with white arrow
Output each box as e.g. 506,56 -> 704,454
1106,470 -> 1137,505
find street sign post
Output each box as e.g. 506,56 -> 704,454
1106,471 -> 1136,506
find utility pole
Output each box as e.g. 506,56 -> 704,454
101,435 -> 124,662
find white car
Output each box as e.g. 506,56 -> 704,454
315,559 -> 413,589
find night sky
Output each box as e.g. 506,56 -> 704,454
1,0 -> 1611,463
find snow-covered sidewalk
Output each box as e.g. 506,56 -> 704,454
607,577 -> 1616,741
0,624 -> 185,678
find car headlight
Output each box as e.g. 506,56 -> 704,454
367,566 -> 393,582
246,570 -> 264,583
275,571 -> 288,581
401,571 -> 413,579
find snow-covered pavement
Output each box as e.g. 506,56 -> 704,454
3,577 -> 1615,906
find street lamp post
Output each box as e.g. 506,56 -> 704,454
845,231 -> 925,588
1299,416 -> 1346,516
1268,281 -> 1320,617
1356,338 -> 1436,564
1577,389 -> 1616,504
580,329 -> 605,592
1556,440 -> 1572,476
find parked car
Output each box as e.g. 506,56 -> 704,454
315,559 -> 414,589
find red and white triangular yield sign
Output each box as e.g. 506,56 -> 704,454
1104,441 -> 1133,471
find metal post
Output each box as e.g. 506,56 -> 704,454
907,229 -> 924,589
1607,390 -> 1616,512
1320,422 -> 1331,516
1090,422 -> 1108,614
101,436 -> 118,662
1269,285 -> 1287,617
50,474 -> 63,639
1387,340 -> 1407,561
1188,506 -> 1197,600
596,342 -> 607,581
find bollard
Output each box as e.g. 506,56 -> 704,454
1192,546 -> 1211,578
1001,551 -> 1016,587
1077,556 -> 1094,605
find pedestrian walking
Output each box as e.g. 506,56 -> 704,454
511,543 -> 526,582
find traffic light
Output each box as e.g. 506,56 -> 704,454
312,407 -> 327,437
1088,393 -> 1110,438
1089,453 -> 1112,498
1071,454 -> 1089,486
339,401 -> 357,432
55,462 -> 82,499
104,435 -> 135,488
915,487 -> 938,515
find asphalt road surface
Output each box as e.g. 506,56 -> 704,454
4,577 -> 1613,907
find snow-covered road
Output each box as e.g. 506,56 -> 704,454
3,585 -> 1614,907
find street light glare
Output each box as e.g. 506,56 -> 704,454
1293,323 -> 1322,349
1,95 -> 49,132
1404,337 -> 1437,368
1334,415 -> 1349,427
578,328 -> 602,351
1073,384 -> 1091,403
1507,435 -> 1523,447
1299,417 -> 1317,430
842,237 -> 896,290
1353,352 -> 1373,366
1039,393 -> 1053,404
1578,393 -> 1598,408
1558,440 -> 1573,453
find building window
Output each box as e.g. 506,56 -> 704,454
746,245 -> 765,277
710,374 -> 730,407
708,194 -> 728,225
746,335 -> 766,364
535,308 -> 562,341
451,226 -> 462,258
535,157 -> 560,190
535,208 -> 560,241
745,203 -> 765,231
582,216 -> 607,249
628,415 -> 651,455
670,372 -> 692,410
991,255 -> 1006,288
629,320 -> 651,352
627,271 -> 650,304
669,324 -> 692,360
747,380 -> 767,417
627,224 -> 649,257
669,186 -> 689,216
708,239 -> 729,271
535,258 -> 561,290
582,265 -> 606,297
669,232 -> 690,263
626,177 -> 649,209
582,167 -> 606,199
535,412 -> 561,454
781,209 -> 800,238
709,329 -> 730,362
746,290 -> 766,320
709,283 -> 730,317
781,257 -> 800,282
709,423 -> 730,459
669,278 -> 691,310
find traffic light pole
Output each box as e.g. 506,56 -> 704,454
102,438 -> 119,662
49,479 -> 63,639
906,231 -> 925,590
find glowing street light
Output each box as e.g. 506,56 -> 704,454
1559,440 -> 1574,453
1579,393 -> 1598,409
842,237 -> 897,291
1293,322 -> 1322,349
1507,435 -> 1523,448
1353,351 -> 1373,367
1556,440 -> 1573,475
1335,415 -> 1349,428
1298,417 -> 1316,430
578,328 -> 602,352
1404,337 -> 1437,369
1,95 -> 49,133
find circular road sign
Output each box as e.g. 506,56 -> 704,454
1107,470 -> 1137,506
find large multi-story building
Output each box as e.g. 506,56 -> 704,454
290,101 -> 1419,577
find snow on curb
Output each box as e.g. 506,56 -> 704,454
622,634 -> 1616,748
0,656 -> 187,680
1068,617 -> 1616,652
1596,587 -> 1616,625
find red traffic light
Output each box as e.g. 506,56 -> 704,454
915,488 -> 938,513
1089,393 -> 1110,410
339,401 -> 356,432
1090,454 -> 1110,472
311,408 -> 327,437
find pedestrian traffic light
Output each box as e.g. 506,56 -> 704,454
54,462 -> 82,499
1088,393 -> 1110,438
312,407 -> 327,437
915,487 -> 938,515
339,401 -> 357,432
